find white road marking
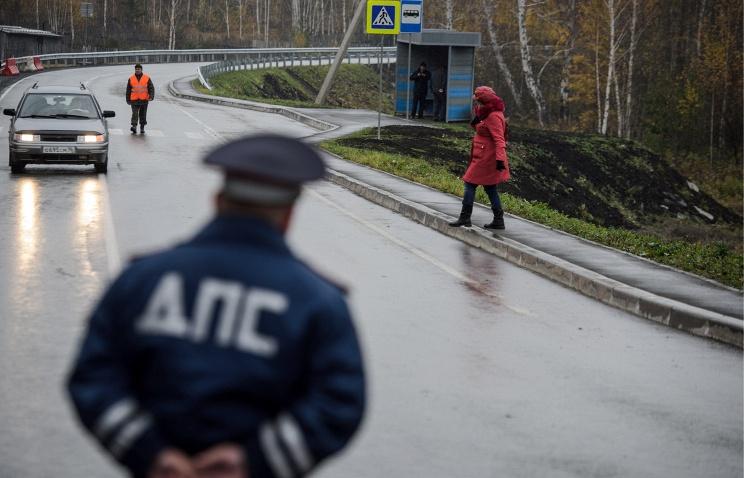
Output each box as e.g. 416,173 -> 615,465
307,189 -> 531,316
144,129 -> 164,137
0,75 -> 36,103
99,173 -> 122,279
109,128 -> 123,135
184,131 -> 204,140
171,103 -> 224,142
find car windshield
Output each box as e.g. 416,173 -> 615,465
18,93 -> 98,119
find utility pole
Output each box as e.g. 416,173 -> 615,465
315,0 -> 366,105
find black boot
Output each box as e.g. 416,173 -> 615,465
449,205 -> 473,227
484,207 -> 505,229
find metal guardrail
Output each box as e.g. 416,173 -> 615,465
197,47 -> 396,90
8,47 -> 396,69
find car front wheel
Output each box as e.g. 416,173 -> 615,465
9,151 -> 25,173
94,154 -> 108,174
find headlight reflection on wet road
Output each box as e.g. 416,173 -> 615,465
76,178 -> 102,281
17,179 -> 39,280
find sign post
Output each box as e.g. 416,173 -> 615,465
400,0 -> 423,120
366,0 -> 401,140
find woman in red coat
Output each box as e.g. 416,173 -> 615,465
449,86 -> 510,229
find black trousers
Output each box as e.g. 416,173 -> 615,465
433,91 -> 446,120
411,92 -> 426,118
130,103 -> 148,126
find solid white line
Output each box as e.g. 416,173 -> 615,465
308,189 -> 473,283
99,173 -> 122,279
0,75 -> 36,103
82,75 -> 102,88
307,189 -> 532,316
172,103 -> 224,142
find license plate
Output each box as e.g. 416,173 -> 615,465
42,146 -> 75,154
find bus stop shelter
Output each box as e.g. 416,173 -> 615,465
0,26 -> 63,61
396,29 -> 481,122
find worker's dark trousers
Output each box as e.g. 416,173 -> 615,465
130,103 -> 148,126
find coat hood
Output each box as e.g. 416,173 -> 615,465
474,86 -> 505,114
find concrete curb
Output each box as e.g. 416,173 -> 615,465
324,168 -> 742,348
167,79 -> 338,133
168,77 -> 743,349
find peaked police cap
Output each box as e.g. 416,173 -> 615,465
204,134 -> 326,185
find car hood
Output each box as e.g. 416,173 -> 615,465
13,117 -> 105,133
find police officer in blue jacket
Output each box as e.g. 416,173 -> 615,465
67,135 -> 366,478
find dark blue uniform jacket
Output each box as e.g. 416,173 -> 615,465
67,216 -> 366,478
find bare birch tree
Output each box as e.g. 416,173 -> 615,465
613,67 -> 623,136
600,0 -> 617,135
238,0 -> 245,39
167,0 -> 181,49
445,0 -> 453,29
264,0 -> 269,45
256,0 -> 261,42
559,0 -> 578,122
516,0 -> 547,126
696,0 -> 707,57
291,0 -> 300,33
623,0 -> 638,138
481,0 -> 522,110
224,0 -> 230,39
595,26 -> 601,132
69,0 -> 75,47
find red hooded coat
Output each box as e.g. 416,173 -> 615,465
462,86 -> 510,185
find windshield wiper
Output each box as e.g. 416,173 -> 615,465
52,113 -> 94,119
19,114 -> 56,118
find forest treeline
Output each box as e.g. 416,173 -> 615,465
1,0 -> 741,165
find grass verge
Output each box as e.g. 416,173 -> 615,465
193,64 -> 395,112
322,130 -> 743,290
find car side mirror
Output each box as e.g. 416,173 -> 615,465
102,110 -> 115,118
3,109 -> 16,116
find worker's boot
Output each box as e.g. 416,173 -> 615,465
484,207 -> 505,230
448,205 -> 473,227
139,124 -> 146,134
130,125 -> 137,134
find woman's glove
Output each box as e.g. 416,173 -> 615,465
496,161 -> 506,171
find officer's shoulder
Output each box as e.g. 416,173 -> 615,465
120,246 -> 185,276
295,260 -> 349,296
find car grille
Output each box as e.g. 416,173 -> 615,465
39,134 -> 78,142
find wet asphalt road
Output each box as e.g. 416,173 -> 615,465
0,64 -> 741,478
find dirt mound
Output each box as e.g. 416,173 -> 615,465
336,125 -> 741,230
252,73 -> 310,101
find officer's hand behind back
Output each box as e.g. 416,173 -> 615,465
193,443 -> 247,478
149,449 -> 197,478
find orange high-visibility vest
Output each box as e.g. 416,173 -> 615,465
129,74 -> 150,101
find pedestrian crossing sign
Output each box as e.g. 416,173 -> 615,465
366,0 -> 400,34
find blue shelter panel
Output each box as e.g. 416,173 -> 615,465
394,29 -> 481,121
446,46 -> 475,121
395,49 -> 414,114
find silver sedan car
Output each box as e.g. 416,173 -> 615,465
4,84 -> 115,173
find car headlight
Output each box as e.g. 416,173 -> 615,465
14,133 -> 40,142
77,134 -> 105,143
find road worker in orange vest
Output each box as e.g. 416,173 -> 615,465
126,63 -> 154,134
